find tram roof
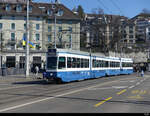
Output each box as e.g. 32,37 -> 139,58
48,49 -> 132,61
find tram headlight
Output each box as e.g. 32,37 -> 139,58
50,73 -> 53,76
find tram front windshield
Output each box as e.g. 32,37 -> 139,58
47,57 -> 57,70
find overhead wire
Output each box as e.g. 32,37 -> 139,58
97,0 -> 113,14
110,0 -> 124,16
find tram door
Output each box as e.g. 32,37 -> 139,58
32,57 -> 41,73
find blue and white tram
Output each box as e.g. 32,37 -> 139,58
43,49 -> 133,83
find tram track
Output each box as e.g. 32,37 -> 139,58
0,74 -> 137,109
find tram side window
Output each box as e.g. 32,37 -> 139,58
117,62 -> 119,67
93,59 -> 96,68
110,62 -> 112,67
86,59 -> 89,68
67,57 -> 71,68
72,57 -> 76,68
76,58 -> 80,68
58,57 -> 66,69
98,60 -> 100,67
105,61 -> 108,67
102,60 -> 104,67
85,59 -> 88,68
81,58 -> 84,68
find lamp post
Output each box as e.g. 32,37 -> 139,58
0,32 -> 2,69
54,12 -> 56,48
51,2 -> 58,49
25,0 -> 30,77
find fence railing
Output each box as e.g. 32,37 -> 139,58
0,68 -> 25,76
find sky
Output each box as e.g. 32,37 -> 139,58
34,0 -> 150,18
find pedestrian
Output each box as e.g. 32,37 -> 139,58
35,66 -> 39,78
136,66 -> 140,77
141,70 -> 144,77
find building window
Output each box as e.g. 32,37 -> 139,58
24,24 -> 26,30
129,26 -> 133,29
58,26 -> 62,32
19,56 -> 25,69
47,9 -> 52,16
29,5 -> 32,12
69,34 -> 72,48
0,23 -> 3,29
68,21 -> 72,24
58,20 -> 62,24
16,4 -> 22,12
129,35 -> 133,38
24,16 -> 27,21
68,27 -> 72,32
11,23 -> 15,30
36,34 -> 40,41
47,19 -> 51,24
6,56 -> 16,68
35,44 -> 41,50
33,56 -> 41,69
36,17 -> 40,21
5,4 -> 11,11
57,9 -> 64,16
11,16 -> 15,20
129,40 -> 133,43
11,33 -> 15,41
48,26 -> 51,32
36,24 -> 40,30
129,30 -> 133,33
48,35 -> 51,42
0,16 -> 2,19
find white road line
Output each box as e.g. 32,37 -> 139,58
140,80 -> 144,83
88,86 -> 128,90
129,85 -> 135,89
136,82 -> 140,86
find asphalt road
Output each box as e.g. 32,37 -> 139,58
0,73 -> 150,113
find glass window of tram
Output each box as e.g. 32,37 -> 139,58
58,57 -> 66,69
47,57 -> 57,70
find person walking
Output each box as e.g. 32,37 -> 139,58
141,70 -> 144,77
35,66 -> 39,78
136,66 -> 140,77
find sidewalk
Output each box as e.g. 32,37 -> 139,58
0,73 -> 43,83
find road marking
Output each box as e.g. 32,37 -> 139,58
94,97 -> 112,107
88,86 -> 128,90
140,80 -> 144,83
128,95 -> 143,99
136,82 -> 140,86
119,80 -> 135,83
117,89 -> 127,95
129,85 -> 135,89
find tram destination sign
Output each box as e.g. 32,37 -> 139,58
48,49 -> 56,55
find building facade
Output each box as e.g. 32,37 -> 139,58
120,20 -> 136,48
0,0 -> 80,74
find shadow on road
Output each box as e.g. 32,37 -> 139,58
12,80 -> 56,85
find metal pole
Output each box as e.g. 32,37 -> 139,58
54,13 -> 56,48
0,32 -> 2,69
26,0 -> 30,77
